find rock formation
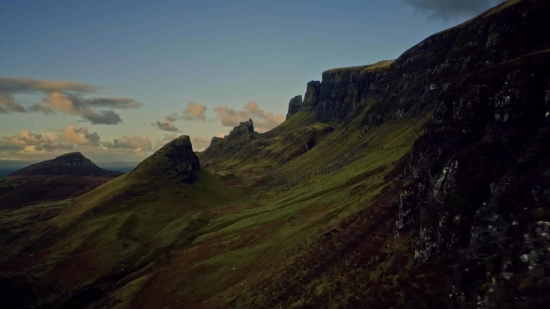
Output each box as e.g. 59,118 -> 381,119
282,0 -> 550,306
394,49 -> 550,307
287,1 -> 550,126
9,152 -> 123,177
286,95 -> 303,120
131,135 -> 200,184
286,81 -> 322,120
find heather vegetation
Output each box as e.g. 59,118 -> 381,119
1,0 -> 550,308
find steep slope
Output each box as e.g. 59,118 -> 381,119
0,136 -> 239,308
1,1 -> 550,309
9,152 -> 123,177
394,49 -> 550,308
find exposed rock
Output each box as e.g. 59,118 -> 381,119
286,95 -> 303,120
286,81 -> 322,120
229,118 -> 254,135
132,136 -> 200,184
304,81 -> 321,109
394,46 -> 550,307
8,152 -> 122,177
282,0 -> 550,127
201,119 -> 263,163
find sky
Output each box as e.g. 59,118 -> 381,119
0,0 -> 505,164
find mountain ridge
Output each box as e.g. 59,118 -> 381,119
1,1 -> 550,308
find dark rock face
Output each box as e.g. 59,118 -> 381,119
286,81 -> 322,120
316,68 -> 366,122
9,152 -> 122,177
234,118 -> 254,134
279,0 -> 550,307
288,1 -> 550,125
133,136 -> 200,184
303,81 -> 321,111
286,95 -> 303,120
163,137 -> 201,183
394,39 -> 550,309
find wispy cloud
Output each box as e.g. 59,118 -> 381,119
183,102 -> 207,121
156,119 -> 180,132
0,76 -> 142,124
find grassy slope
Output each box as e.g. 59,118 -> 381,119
0,86 -> 430,309
109,111 -> 430,308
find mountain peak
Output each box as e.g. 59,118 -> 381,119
9,152 -> 122,177
130,135 -> 201,184
55,152 -> 85,160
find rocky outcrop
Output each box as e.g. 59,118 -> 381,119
132,136 -> 200,184
230,118 -> 254,136
9,152 -> 122,177
286,81 -> 322,120
201,119 -> 262,161
303,81 -> 321,111
286,95 -> 303,120
286,0 -> 550,126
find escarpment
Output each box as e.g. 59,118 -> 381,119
286,81 -> 321,120
286,0 -> 550,127
394,49 -> 550,308
272,0 -> 550,307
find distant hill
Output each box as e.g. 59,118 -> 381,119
8,152 -> 124,177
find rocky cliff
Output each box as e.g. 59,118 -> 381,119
284,0 -> 550,307
8,152 -> 122,177
288,0 -> 550,127
394,48 -> 550,308
286,81 -> 321,119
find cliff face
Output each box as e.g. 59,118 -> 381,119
305,0 -> 550,125
284,0 -> 550,306
9,152 -> 122,177
286,81 -> 321,120
394,49 -> 550,308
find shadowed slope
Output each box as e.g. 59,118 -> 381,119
9,152 -> 122,177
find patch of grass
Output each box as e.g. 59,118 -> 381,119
323,60 -> 394,75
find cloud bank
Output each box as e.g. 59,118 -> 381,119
0,77 -> 142,124
403,0 -> 505,20
0,125 -> 153,162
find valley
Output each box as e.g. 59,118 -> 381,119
1,0 -> 550,308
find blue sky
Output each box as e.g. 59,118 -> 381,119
0,0 -> 499,162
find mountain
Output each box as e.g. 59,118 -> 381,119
8,152 -> 124,177
1,0 -> 550,308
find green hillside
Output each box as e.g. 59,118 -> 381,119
2,0 -> 550,307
